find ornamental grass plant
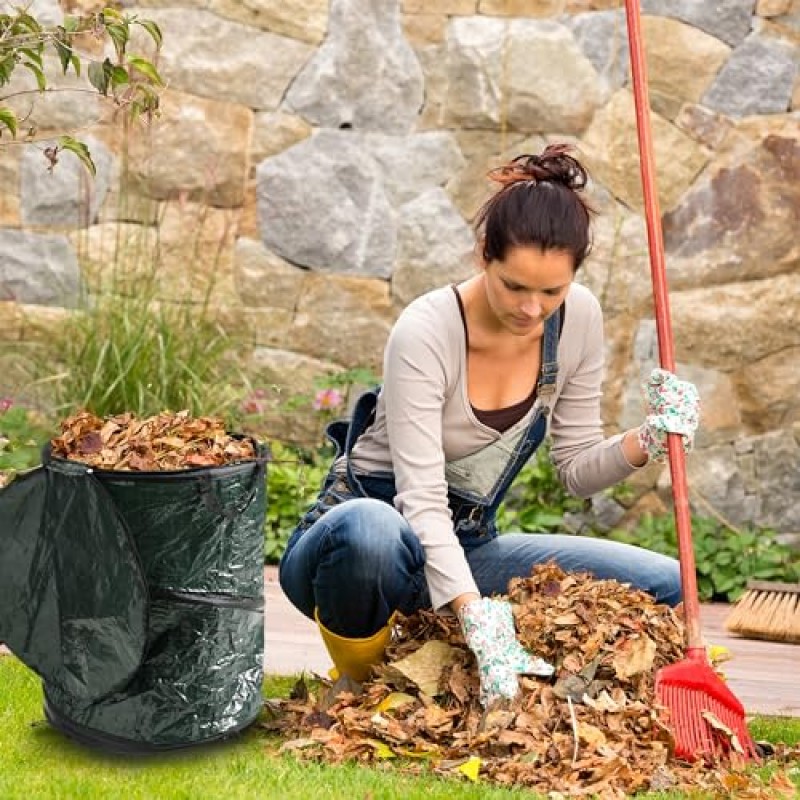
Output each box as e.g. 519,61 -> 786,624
45,175 -> 244,420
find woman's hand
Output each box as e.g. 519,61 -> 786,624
637,368 -> 700,463
457,597 -> 554,707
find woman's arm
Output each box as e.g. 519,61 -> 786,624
381,301 -> 481,612
549,285 -> 645,497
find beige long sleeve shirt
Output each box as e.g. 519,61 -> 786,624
349,282 -> 639,611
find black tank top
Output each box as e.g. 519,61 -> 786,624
452,286 -> 537,433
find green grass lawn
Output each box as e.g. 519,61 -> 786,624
1,654 -> 798,800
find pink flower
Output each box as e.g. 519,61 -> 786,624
240,398 -> 265,415
0,398 -> 13,413
312,388 -> 344,412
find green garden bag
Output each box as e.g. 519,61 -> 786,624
0,442 -> 268,753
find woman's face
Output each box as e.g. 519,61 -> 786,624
483,245 -> 575,337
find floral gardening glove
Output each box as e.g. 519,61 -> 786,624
458,597 -> 554,707
637,367 -> 700,463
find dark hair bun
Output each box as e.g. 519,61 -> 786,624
488,143 -> 588,192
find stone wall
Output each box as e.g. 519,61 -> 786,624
1,0 -> 799,538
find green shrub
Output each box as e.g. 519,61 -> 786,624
264,441 -> 329,563
603,513 -> 800,602
51,291 -> 238,420
0,403 -> 53,485
496,445 -> 584,533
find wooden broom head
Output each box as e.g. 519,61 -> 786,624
724,582 -> 800,644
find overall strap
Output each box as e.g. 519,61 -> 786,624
536,307 -> 561,399
343,387 -> 380,497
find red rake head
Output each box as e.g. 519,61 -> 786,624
655,659 -> 759,762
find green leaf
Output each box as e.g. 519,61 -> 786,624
19,47 -> 43,69
136,19 -> 163,49
53,35 -> 76,76
129,83 -> 160,120
109,64 -> 129,89
88,58 -> 111,95
100,7 -> 124,21
57,135 -> 96,177
0,52 -> 16,87
22,60 -> 46,91
0,106 -> 18,137
62,15 -> 80,34
13,12 -> 41,34
105,22 -> 129,60
126,55 -> 164,86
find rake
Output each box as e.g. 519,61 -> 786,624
623,0 -> 759,762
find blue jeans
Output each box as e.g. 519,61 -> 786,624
278,498 -> 682,638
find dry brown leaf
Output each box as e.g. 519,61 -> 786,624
390,639 -> 458,697
271,563 -> 799,798
612,635 -> 657,680
50,410 -> 258,471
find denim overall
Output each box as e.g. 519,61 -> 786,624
294,309 -> 560,549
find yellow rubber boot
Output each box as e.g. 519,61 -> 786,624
315,608 -> 395,682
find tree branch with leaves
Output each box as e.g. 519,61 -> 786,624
0,4 -> 164,174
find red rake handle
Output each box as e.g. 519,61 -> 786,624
624,0 -> 703,653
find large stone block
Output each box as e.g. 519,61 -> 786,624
289,308 -> 393,371
125,89 -> 253,207
734,347 -> 800,432
580,88 -> 708,213
286,0 -> 424,132
0,229 -> 81,307
505,20 -> 602,133
640,16 -> 731,120
671,274 -> 800,370
234,238 -> 307,310
664,121 -> 799,288
256,131 -> 396,277
209,0 -> 329,44
567,9 -> 629,99
640,0 -> 755,47
132,9 -> 312,110
20,136 -> 113,227
298,273 -> 393,316
702,33 -> 798,116
443,17 -> 602,134
391,188 -> 475,307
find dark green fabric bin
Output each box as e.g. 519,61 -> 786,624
0,440 -> 268,753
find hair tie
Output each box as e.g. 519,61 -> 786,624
487,144 -> 587,192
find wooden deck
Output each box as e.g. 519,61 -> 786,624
264,567 -> 800,717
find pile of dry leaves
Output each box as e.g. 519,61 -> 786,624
266,564 -> 799,799
50,410 -> 257,471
